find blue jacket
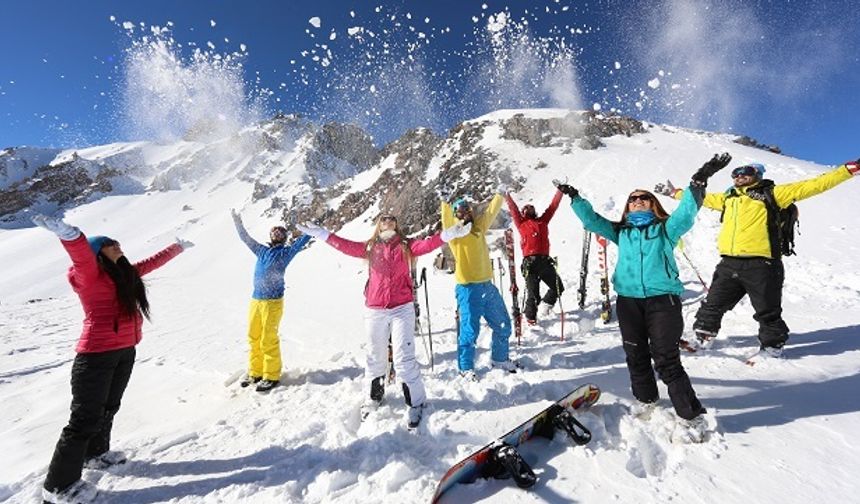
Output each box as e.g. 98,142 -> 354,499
234,220 -> 310,300
571,186 -> 702,298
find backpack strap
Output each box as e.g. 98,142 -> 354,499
719,180 -> 783,258
753,180 -> 783,258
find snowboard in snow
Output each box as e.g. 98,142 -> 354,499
431,383 -> 600,503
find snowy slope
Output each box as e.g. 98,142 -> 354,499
1,110 -> 859,503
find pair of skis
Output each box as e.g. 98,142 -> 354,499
577,230 -> 613,323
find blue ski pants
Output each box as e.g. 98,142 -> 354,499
456,281 -> 511,371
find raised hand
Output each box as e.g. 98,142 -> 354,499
440,222 -> 472,242
230,208 -> 242,223
176,237 -> 195,250
846,159 -> 859,175
32,214 -> 81,240
654,179 -> 678,196
496,182 -> 509,195
555,183 -> 579,198
296,222 -> 331,241
691,152 -> 732,185
437,186 -> 452,201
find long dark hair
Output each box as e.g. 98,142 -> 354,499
99,254 -> 150,320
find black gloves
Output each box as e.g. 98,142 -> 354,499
691,152 -> 732,185
556,184 -> 579,198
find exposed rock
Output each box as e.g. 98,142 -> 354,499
499,111 -> 644,149
579,136 -> 604,150
733,135 -> 782,154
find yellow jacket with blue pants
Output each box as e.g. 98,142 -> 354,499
234,217 -> 310,381
441,193 -> 512,371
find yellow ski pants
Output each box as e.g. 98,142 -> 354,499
247,298 -> 284,381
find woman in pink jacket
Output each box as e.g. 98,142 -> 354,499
32,214 -> 190,504
298,215 -> 470,428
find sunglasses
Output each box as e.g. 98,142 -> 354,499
101,239 -> 120,248
380,215 -> 397,223
731,166 -> 759,178
627,194 -> 652,203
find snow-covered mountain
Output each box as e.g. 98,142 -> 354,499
1,109 -> 859,503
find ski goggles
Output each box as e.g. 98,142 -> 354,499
452,199 -> 472,213
627,193 -> 652,203
731,164 -> 764,178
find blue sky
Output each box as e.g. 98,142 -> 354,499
1,0 -> 857,165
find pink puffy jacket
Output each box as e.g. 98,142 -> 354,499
62,234 -> 183,353
326,233 -> 443,309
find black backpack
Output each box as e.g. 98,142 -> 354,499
720,179 -> 800,257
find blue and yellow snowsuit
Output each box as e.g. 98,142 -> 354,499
441,194 -> 511,371
235,220 -> 310,381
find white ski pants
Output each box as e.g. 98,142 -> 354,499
364,302 -> 426,407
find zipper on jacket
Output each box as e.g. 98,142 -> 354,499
640,233 -> 646,296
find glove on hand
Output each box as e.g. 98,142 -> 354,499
176,237 -> 195,250
436,186 -> 452,201
32,214 -> 81,241
440,222 -> 472,243
555,184 -> 579,198
296,222 -> 331,241
691,152 -> 733,185
846,159 -> 859,175
654,179 -> 678,196
496,183 -> 509,195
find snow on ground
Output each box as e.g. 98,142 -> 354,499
1,115 -> 859,503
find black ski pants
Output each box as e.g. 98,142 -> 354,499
693,257 -> 789,349
44,346 -> 136,493
522,255 -> 564,321
616,295 -> 704,420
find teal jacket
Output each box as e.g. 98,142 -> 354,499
571,186 -> 702,298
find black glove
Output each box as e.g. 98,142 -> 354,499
691,152 -> 732,185
556,184 -> 579,198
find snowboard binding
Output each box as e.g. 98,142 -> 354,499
487,443 -> 537,489
549,404 -> 592,445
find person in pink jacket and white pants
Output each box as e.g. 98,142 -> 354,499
32,214 -> 190,504
298,215 -> 470,428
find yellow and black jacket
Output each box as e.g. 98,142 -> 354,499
676,165 -> 854,258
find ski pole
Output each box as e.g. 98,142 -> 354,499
678,239 -> 709,292
421,267 -> 434,372
553,257 -> 565,341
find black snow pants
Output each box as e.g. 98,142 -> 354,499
693,256 -> 789,349
522,255 -> 564,321
616,295 -> 704,420
44,346 -> 136,493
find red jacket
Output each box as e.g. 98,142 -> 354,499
62,234 -> 183,353
506,190 -> 563,257
326,232 -> 443,309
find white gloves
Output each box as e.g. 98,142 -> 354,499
176,237 -> 195,250
32,214 -> 81,241
496,183 -> 509,195
653,179 -> 678,197
296,222 -> 331,241
230,208 -> 242,224
440,222 -> 472,243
